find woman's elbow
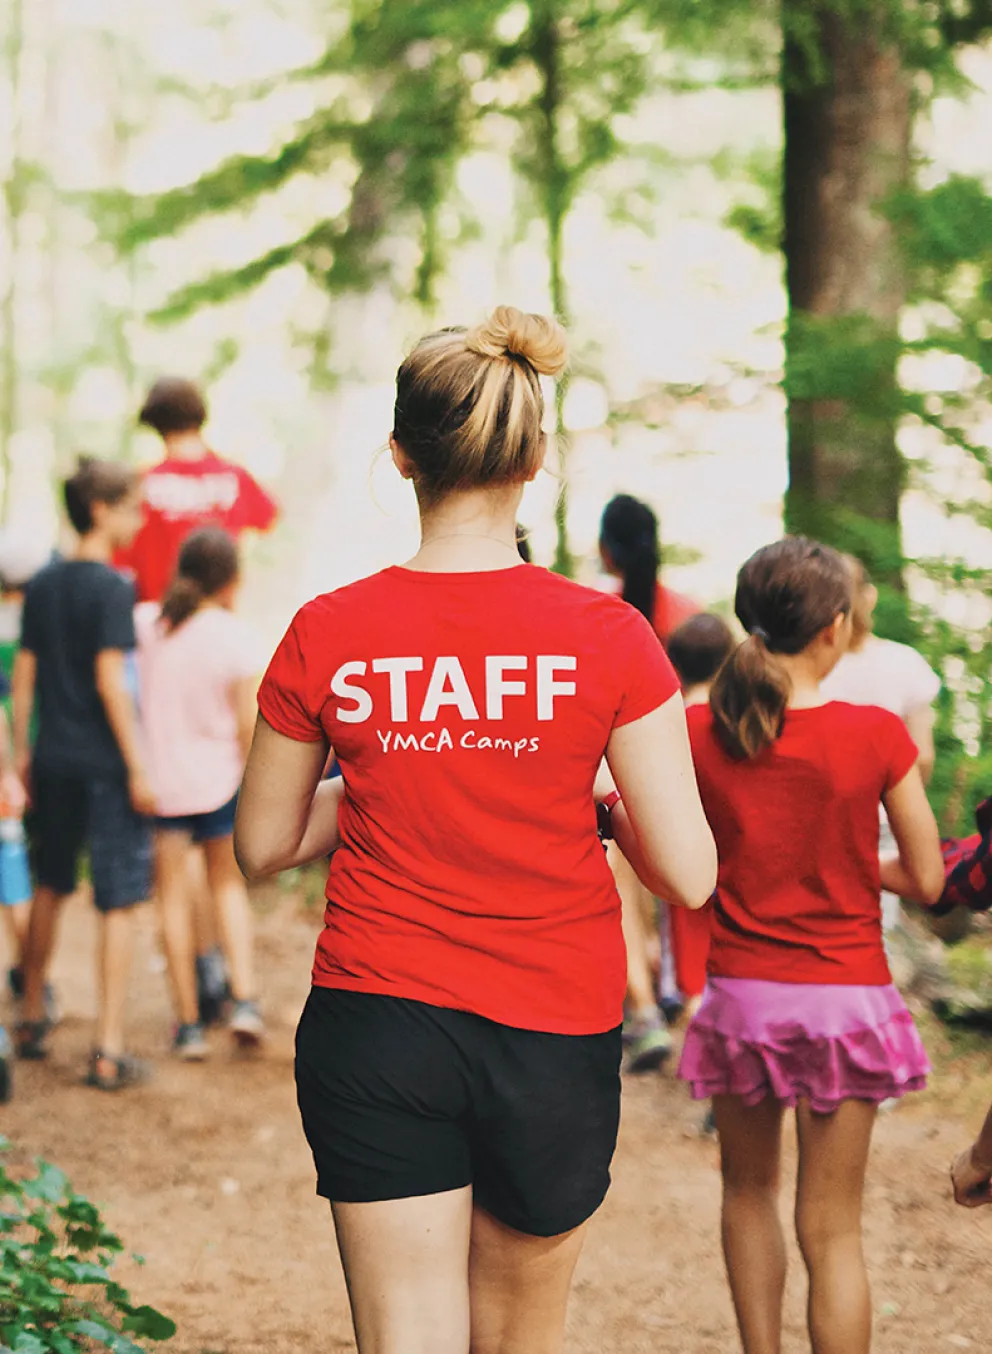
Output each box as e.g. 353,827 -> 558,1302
651,836 -> 718,912
233,825 -> 282,882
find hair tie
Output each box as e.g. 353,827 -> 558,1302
751,625 -> 771,645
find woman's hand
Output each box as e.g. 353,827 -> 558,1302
951,1144 -> 992,1208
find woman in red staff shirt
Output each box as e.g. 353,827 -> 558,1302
678,538 -> 944,1354
234,307 -> 716,1354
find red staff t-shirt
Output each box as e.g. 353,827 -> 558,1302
259,564 -> 679,1034
118,452 -> 278,602
687,701 -> 918,986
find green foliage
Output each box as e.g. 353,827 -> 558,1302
0,1141 -> 175,1353
110,1 -> 679,323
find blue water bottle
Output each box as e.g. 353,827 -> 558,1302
0,808 -> 31,907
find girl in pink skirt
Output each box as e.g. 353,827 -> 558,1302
679,538 -> 945,1354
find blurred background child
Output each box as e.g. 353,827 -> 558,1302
136,527 -> 263,1059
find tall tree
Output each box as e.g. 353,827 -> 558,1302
779,0 -> 992,587
0,0 -> 25,520
781,2 -> 911,581
110,0 -> 673,573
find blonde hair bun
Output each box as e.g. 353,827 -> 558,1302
465,305 -> 568,378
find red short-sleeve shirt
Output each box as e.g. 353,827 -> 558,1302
117,453 -> 279,603
259,564 -> 679,1034
687,701 -> 918,986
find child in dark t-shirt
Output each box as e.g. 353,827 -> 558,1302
13,458 -> 154,1089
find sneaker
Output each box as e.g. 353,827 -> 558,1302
626,1014 -> 673,1074
196,948 -> 230,1027
173,1022 -> 209,1061
228,1000 -> 265,1048
0,1026 -> 12,1103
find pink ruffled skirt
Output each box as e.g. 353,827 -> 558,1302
678,977 -> 929,1113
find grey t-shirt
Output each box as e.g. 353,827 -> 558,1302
21,559 -> 136,778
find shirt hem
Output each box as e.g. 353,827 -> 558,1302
310,971 -> 621,1037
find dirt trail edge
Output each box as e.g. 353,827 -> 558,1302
4,892 -> 991,1353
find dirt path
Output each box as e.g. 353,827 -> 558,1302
4,889 -> 992,1353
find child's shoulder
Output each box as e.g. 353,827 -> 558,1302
821,699 -> 905,734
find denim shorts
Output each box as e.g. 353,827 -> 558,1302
30,768 -> 152,912
155,792 -> 238,843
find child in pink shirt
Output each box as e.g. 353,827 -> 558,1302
136,527 -> 263,1058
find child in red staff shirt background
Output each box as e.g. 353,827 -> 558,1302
118,377 -> 278,1026
678,538 -> 945,1354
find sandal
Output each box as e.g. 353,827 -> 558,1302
85,1051 -> 150,1092
15,1019 -> 51,1061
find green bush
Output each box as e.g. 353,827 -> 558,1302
0,1139 -> 175,1353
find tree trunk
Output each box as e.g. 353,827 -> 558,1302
531,0 -> 573,576
1,0 -> 25,521
782,2 -> 911,585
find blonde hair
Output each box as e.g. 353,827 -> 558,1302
392,305 -> 568,502
843,553 -> 874,645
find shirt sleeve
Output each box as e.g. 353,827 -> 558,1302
96,573 -> 137,653
613,604 -> 681,729
230,468 -> 279,534
880,710 -> 919,791
257,608 -> 326,743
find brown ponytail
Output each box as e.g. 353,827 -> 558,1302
159,527 -> 239,633
711,537 -> 851,760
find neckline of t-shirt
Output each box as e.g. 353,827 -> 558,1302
386,563 -> 533,582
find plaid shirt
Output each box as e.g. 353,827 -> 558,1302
936,796 -> 992,916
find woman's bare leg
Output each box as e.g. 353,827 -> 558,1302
203,834 -> 255,1003
469,1207 -> 587,1354
713,1094 -> 787,1354
331,1187 -> 473,1354
155,829 -> 198,1026
795,1099 -> 876,1354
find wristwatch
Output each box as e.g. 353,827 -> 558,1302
596,790 -> 622,842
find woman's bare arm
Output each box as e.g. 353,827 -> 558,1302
606,693 -> 717,909
880,765 -> 944,904
234,716 -> 346,880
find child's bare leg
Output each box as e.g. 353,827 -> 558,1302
95,905 -> 136,1059
203,834 -> 255,1002
155,830 -> 199,1025
1,901 -> 28,965
21,887 -> 66,1024
713,1094 -> 787,1354
795,1099 -> 876,1354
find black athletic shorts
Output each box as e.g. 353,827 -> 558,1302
30,768 -> 152,912
295,987 -> 622,1238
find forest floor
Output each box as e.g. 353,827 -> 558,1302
4,884 -> 992,1353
